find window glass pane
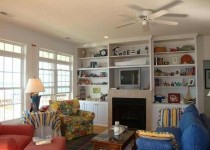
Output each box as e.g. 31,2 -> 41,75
13,45 -> 21,53
14,104 -> 21,119
13,73 -> 21,87
43,51 -> 48,58
4,57 -> 12,72
0,56 -> 3,71
0,42 -> 4,50
39,51 -> 43,57
0,73 -> 3,87
5,43 -> 13,52
4,73 -> 12,87
49,53 -> 53,59
13,58 -> 21,72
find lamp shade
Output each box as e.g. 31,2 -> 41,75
207,91 -> 210,97
25,78 -> 45,93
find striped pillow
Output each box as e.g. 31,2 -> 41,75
157,108 -> 183,127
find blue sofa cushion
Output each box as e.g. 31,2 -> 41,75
156,127 -> 182,147
181,123 -> 209,150
136,137 -> 175,150
183,104 -> 199,115
179,111 -> 200,132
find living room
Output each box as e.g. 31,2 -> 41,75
0,0 -> 210,150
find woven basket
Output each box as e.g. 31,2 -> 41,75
154,47 -> 166,53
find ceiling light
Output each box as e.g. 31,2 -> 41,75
104,36 -> 109,39
142,20 -> 147,25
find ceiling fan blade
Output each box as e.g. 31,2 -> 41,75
148,10 -> 168,20
152,19 -> 178,25
116,22 -> 137,28
127,4 -> 144,12
118,14 -> 136,20
156,0 -> 183,11
143,24 -> 150,32
164,13 -> 188,18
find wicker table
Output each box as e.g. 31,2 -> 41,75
22,110 -> 61,138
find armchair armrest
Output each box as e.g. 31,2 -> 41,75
0,137 -> 17,150
0,124 -> 35,137
78,110 -> 95,120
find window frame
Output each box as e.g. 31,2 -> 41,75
39,48 -> 73,106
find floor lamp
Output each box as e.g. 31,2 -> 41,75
25,78 -> 45,112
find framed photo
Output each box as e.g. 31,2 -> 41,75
205,69 -> 210,89
93,87 -> 101,93
188,79 -> 195,86
172,56 -> 178,64
168,93 -> 180,103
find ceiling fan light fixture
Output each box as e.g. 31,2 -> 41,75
142,20 -> 147,25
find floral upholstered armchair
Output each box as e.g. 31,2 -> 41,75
48,99 -> 95,140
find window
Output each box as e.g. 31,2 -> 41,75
0,40 -> 24,122
39,49 -> 73,106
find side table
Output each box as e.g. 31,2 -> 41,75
22,110 -> 61,138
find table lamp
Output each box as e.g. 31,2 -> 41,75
208,91 -> 210,97
25,78 -> 45,112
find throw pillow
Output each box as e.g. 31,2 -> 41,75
157,108 -> 183,127
136,130 -> 174,140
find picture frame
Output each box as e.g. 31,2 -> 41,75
205,69 -> 210,89
188,78 -> 195,86
168,93 -> 180,103
93,87 -> 101,93
172,56 -> 178,64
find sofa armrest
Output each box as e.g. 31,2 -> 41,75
0,137 -> 17,150
0,124 -> 35,137
136,137 -> 175,150
78,110 -> 95,120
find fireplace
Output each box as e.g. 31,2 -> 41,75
112,97 -> 146,130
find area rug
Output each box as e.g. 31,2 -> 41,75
66,134 -> 97,150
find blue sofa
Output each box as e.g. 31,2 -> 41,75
136,104 -> 210,150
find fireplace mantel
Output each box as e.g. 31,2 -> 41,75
108,89 -> 153,130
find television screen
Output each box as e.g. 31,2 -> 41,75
119,68 -> 140,89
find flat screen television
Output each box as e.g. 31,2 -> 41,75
119,68 -> 141,89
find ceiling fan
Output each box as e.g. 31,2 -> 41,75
116,0 -> 186,31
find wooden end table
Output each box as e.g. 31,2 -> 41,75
91,129 -> 136,150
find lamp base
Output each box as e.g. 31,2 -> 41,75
30,95 -> 41,112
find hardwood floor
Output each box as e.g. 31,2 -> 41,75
93,125 -> 107,134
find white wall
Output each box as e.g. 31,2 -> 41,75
0,19 -> 78,110
201,35 -> 210,117
203,36 -> 210,60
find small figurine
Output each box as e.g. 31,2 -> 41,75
113,47 -> 119,56
81,49 -> 87,57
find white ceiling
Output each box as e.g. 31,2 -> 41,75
0,0 -> 210,44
